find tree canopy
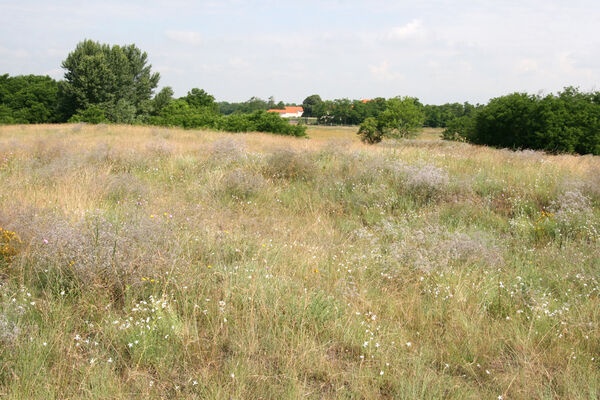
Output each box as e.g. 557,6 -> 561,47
59,39 -> 160,123
443,87 -> 600,155
301,94 -> 322,117
0,74 -> 59,124
357,96 -> 425,143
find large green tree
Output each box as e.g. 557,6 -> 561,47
0,74 -> 59,124
59,39 -> 160,123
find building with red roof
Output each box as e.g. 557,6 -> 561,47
267,106 -> 304,118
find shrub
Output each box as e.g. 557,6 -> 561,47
468,88 -> 600,155
263,148 -> 315,181
9,210 -> 177,296
150,102 -> 306,137
357,117 -> 383,144
221,169 -> 266,199
247,111 -> 306,137
441,115 -> 474,141
68,104 -> 109,124
549,190 -> 595,238
403,164 -> 450,201
441,232 -> 503,266
215,113 -> 254,132
211,137 -> 247,163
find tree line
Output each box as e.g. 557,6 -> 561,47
0,40 -> 305,136
301,94 -> 477,127
2,39 -> 599,154
348,88 -> 600,155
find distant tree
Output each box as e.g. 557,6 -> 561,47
218,97 -> 282,115
302,94 -> 322,117
218,101 -> 236,115
471,93 -> 540,149
377,96 -> 425,137
314,100 -> 334,124
358,96 -> 425,143
182,88 -> 216,110
464,88 -> 600,155
442,115 -> 475,141
240,97 -> 269,113
151,86 -> 174,115
423,102 -> 477,128
331,98 -> 353,125
59,39 -> 160,122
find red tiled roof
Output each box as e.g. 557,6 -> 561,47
267,106 -> 303,113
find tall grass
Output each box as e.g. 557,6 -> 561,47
0,124 -> 598,399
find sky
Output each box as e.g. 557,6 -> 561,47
1,0 -> 599,105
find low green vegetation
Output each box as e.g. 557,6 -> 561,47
443,88 -> 600,155
0,124 -> 598,399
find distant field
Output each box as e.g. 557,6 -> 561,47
0,124 -> 599,399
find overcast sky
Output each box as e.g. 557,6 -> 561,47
1,0 -> 599,104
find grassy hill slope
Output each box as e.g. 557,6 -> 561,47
0,124 -> 599,399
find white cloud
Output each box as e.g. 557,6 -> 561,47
229,57 -> 250,69
516,59 -> 539,74
2,1 -> 600,103
386,19 -> 424,41
165,30 -> 203,46
368,61 -> 403,81
0,46 -> 30,58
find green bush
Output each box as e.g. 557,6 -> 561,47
246,111 -> 306,136
465,88 -> 600,155
68,104 -> 108,124
442,115 -> 475,141
357,117 -> 383,144
150,103 -> 306,137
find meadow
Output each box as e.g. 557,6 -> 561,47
0,124 -> 599,399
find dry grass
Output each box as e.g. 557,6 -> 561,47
0,123 -> 598,399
